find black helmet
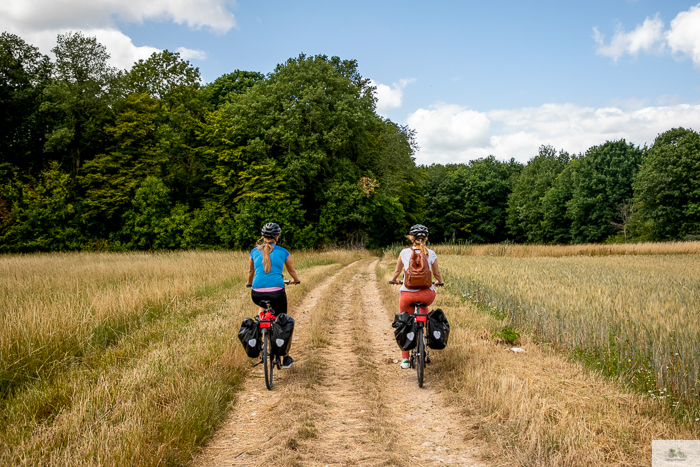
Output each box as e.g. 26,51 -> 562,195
409,224 -> 429,238
261,222 -> 281,238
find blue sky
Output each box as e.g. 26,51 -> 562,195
2,0 -> 700,164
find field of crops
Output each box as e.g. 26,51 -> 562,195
440,252 -> 700,410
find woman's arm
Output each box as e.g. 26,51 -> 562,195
390,256 -> 404,283
246,259 -> 255,286
284,257 -> 301,283
431,259 -> 444,285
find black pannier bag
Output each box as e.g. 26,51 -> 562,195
392,312 -> 418,351
238,317 -> 261,358
427,308 -> 450,349
271,313 -> 295,356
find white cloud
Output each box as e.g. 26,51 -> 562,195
593,15 -> 665,61
406,103 -> 490,164
666,4 -> 700,68
371,78 -> 415,116
594,4 -> 700,67
408,102 -> 700,165
0,0 -> 231,68
0,0 -> 235,34
176,47 -> 207,61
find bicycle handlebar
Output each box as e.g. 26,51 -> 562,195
388,280 -> 444,287
246,280 -> 300,288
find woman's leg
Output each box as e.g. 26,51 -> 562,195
269,289 -> 288,316
398,292 -> 416,361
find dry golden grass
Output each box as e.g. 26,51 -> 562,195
1,251 -> 248,397
376,254 -> 700,466
0,249 -> 366,466
426,240 -> 700,257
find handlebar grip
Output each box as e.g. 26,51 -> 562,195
246,284 -> 252,288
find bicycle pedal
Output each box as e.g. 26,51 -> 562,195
426,355 -> 431,364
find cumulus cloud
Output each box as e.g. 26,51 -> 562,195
593,15 -> 665,60
408,102 -> 700,165
0,0 -> 235,34
0,0 -> 231,68
594,4 -> 700,67
666,4 -> 700,68
406,103 -> 490,164
371,78 -> 415,116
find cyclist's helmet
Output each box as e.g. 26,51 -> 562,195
261,222 -> 282,238
409,224 -> 429,238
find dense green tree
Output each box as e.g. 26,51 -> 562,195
0,161 -> 80,251
125,50 -> 201,104
78,93 -> 168,236
120,176 -> 189,250
124,50 -> 206,206
424,157 -> 523,243
632,128 -> 700,240
567,140 -> 644,243
42,32 -> 117,173
540,158 -> 579,244
0,33 -> 52,173
201,70 -> 265,109
226,54 -> 374,204
507,146 -> 570,243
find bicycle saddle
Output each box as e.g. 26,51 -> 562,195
410,302 -> 428,308
260,300 -> 271,309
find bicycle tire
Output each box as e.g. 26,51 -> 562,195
417,329 -> 425,388
263,331 -> 274,390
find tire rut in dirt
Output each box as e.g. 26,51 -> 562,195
361,260 -> 489,466
190,262 -> 359,467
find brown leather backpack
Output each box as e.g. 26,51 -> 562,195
404,248 -> 432,289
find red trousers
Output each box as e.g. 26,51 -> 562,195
399,289 -> 436,358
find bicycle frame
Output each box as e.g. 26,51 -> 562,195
256,301 -> 281,390
410,305 -> 430,388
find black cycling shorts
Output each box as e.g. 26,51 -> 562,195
251,289 -> 288,315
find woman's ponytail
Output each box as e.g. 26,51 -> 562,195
256,237 -> 276,273
407,235 -> 429,256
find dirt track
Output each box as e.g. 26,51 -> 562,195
191,259 -> 487,466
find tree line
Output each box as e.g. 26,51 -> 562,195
1,31 -> 698,252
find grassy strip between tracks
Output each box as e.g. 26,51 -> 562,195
0,249 -> 366,466
376,254 -> 699,467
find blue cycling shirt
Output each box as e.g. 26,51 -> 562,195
251,245 -> 290,288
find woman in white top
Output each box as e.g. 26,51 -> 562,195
389,224 -> 444,369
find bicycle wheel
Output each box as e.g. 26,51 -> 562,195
263,331 -> 274,390
416,329 -> 425,388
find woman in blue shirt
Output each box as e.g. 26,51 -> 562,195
246,222 -> 300,368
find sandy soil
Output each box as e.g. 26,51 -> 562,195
191,259 -> 488,467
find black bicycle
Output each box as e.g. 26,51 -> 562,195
257,299 -> 280,390
389,280 -> 443,387
246,280 -> 294,390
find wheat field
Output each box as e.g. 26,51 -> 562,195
441,254 -> 700,409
